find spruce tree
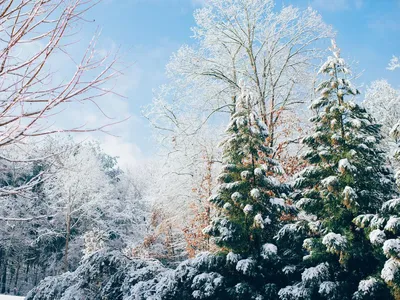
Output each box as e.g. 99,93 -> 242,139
200,87 -> 293,298
204,87 -> 291,256
278,41 -> 398,300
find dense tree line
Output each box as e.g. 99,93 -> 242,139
0,0 -> 399,299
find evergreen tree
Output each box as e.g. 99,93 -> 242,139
279,41 -> 398,300
204,87 -> 292,256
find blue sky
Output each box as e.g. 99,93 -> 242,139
74,0 -> 400,167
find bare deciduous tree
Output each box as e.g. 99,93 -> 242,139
0,0 -> 123,201
147,0 -> 333,149
0,0 -> 121,148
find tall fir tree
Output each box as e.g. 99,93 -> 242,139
278,41 -> 398,300
204,87 -> 292,256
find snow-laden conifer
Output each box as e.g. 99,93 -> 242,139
278,40 -> 398,299
205,87 -> 292,256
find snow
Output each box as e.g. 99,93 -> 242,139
301,263 -> 330,287
318,281 -> 337,296
0,296 -> 24,300
350,119 -> 362,128
243,204 -> 253,214
236,258 -> 256,276
296,198 -> 315,209
343,186 -> 357,200
369,229 -> 386,246
223,202 -> 232,210
279,284 -> 311,300
383,239 -> 400,258
321,176 -> 338,189
270,197 -> 285,207
384,217 -> 400,234
357,278 -> 379,293
261,243 -> 278,259
303,238 -> 313,251
191,272 -> 224,299
231,192 -> 242,202
382,198 -> 400,214
338,158 -> 355,173
381,258 -> 400,283
254,168 -> 263,177
226,252 -> 240,264
253,213 -> 264,228
240,170 -> 251,180
250,188 -> 261,199
322,232 -> 347,253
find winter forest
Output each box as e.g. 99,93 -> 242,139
0,0 -> 399,299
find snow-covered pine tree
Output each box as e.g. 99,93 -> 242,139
278,40 -> 398,300
196,87 -> 295,298
204,87 -> 292,256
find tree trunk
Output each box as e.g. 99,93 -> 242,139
1,256 -> 7,294
64,208 -> 71,272
14,261 -> 20,290
268,93 -> 275,147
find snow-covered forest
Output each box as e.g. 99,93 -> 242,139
0,0 -> 400,299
